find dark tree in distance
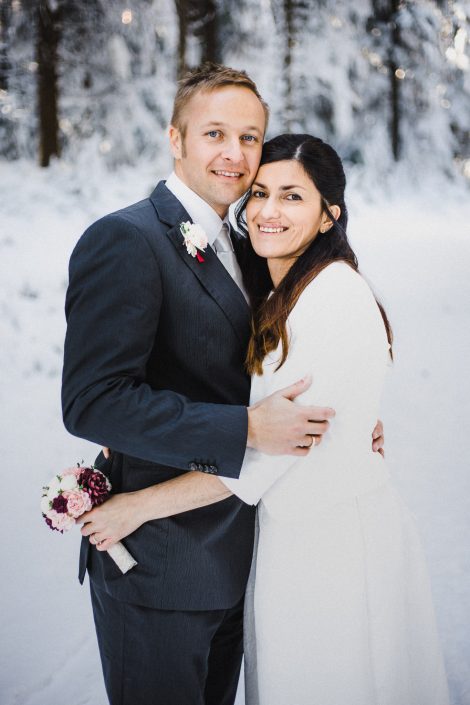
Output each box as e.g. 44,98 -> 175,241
369,0 -> 404,161
0,0 -> 17,159
175,0 -> 188,78
174,0 -> 222,79
0,0 -> 12,91
195,0 -> 219,64
271,0 -> 310,131
389,0 -> 401,160
36,0 -> 61,166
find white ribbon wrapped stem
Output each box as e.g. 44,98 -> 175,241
106,541 -> 138,574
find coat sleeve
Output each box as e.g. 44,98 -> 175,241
61,215 -> 247,478
220,263 -> 389,502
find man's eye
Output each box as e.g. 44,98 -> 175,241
207,130 -> 221,138
242,135 -> 258,143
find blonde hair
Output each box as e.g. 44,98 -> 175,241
171,62 -> 269,136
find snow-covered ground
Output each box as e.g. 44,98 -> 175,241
1,158 -> 469,705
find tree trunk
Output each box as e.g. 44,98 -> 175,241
283,0 -> 294,131
175,0 -> 188,79
371,0 -> 402,161
199,0 -> 219,64
0,0 -> 12,91
37,0 -> 60,166
389,0 -> 401,160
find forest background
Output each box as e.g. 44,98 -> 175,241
1,1 -> 469,704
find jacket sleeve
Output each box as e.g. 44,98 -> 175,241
61,215 -> 247,479
220,263 -> 389,502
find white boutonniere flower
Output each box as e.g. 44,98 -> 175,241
180,221 -> 208,262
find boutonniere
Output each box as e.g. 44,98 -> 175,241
180,221 -> 208,263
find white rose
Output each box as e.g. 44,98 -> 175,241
189,224 -> 208,250
60,473 -> 79,491
46,476 -> 61,500
180,221 -> 208,258
40,494 -> 51,514
185,239 -> 197,257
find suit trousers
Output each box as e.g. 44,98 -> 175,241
90,581 -> 244,705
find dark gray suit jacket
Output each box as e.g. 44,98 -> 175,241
62,181 -> 256,611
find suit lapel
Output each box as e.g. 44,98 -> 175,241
150,181 -> 251,345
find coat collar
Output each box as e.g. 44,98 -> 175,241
150,181 -> 251,345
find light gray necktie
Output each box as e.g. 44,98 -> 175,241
213,223 -> 249,302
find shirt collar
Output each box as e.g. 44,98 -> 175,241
165,171 -> 230,246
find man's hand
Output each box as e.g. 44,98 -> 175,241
247,376 -> 335,456
372,419 -> 385,457
78,491 -> 145,552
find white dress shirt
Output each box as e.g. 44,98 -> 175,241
166,171 -> 230,248
166,172 -> 248,300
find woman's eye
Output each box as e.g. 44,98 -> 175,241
286,193 -> 302,201
251,190 -> 267,199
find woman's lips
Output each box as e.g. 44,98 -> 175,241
258,224 -> 288,233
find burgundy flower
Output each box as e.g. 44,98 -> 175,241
79,468 -> 110,506
44,515 -> 61,532
52,494 -> 68,514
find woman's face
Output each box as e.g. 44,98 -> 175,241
246,160 -> 337,279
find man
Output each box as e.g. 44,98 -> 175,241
62,63 -> 383,705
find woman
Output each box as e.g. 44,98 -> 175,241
85,134 -> 449,704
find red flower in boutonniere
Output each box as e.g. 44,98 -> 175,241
180,221 -> 208,263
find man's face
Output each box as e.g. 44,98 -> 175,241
169,86 -> 266,217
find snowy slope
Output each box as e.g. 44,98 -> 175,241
1,159 -> 469,705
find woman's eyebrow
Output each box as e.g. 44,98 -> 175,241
252,182 -> 307,190
279,184 -> 307,191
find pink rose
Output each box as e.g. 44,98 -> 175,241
63,489 -> 92,518
62,467 -> 83,478
47,510 -> 75,533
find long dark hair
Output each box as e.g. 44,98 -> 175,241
236,133 -> 393,375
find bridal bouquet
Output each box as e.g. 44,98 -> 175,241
41,464 -> 137,574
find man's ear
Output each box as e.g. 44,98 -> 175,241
168,125 -> 183,160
